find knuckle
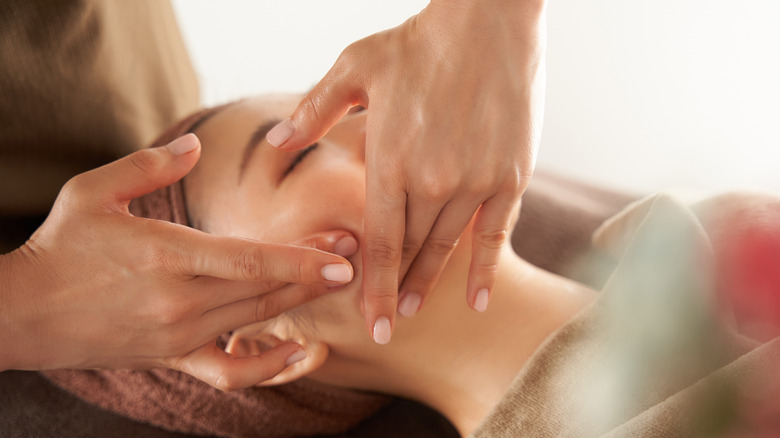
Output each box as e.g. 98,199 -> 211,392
141,241 -> 181,274
128,149 -> 163,178
296,259 -> 311,282
474,260 -> 500,274
254,295 -> 274,322
298,94 -> 322,126
232,248 -> 265,281
60,174 -> 92,204
466,178 -> 495,198
368,288 -> 399,305
365,236 -> 402,267
402,239 -> 423,260
503,167 -> 531,197
337,41 -> 361,67
151,298 -> 188,326
475,227 -> 509,250
424,236 -> 459,256
420,174 -> 459,202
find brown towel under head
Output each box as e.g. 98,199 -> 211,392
42,105 -> 389,438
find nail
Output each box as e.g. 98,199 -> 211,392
474,288 -> 489,312
322,264 -> 352,282
165,133 -> 199,155
333,235 -> 358,257
266,118 -> 295,148
398,293 -> 421,318
373,317 -> 392,345
285,348 -> 307,366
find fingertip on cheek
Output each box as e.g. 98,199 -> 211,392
473,288 -> 489,312
334,235 -> 359,257
322,263 -> 353,282
372,316 -> 392,345
398,292 -> 421,318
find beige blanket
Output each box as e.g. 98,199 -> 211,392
472,193 -> 780,437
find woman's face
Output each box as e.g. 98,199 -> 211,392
187,95 -> 367,263
185,96 -> 480,382
185,96 -> 370,349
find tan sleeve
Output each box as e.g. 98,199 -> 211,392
0,0 -> 199,222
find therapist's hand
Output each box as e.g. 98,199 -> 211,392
0,134 -> 356,391
266,0 -> 547,343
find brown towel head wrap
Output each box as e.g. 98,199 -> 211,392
42,105 -> 389,437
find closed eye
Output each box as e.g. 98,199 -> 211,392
283,143 -> 318,177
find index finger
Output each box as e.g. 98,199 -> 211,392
362,180 -> 407,345
176,228 -> 354,285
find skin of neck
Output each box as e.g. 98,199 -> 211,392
308,235 -> 596,436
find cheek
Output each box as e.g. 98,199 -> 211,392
309,165 -> 366,228
260,163 -> 365,244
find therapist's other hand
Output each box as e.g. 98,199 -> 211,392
0,134 -> 356,391
266,0 -> 547,343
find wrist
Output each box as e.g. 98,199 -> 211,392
422,0 -> 547,45
429,0 -> 546,18
0,247 -> 38,371
0,251 -> 17,370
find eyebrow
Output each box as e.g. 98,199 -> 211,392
238,118 -> 282,183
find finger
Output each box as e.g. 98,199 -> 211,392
181,231 -> 357,317
398,199 -> 481,317
396,196 -> 445,286
266,46 -> 367,150
467,195 -> 519,312
76,134 -> 201,205
225,333 -> 269,357
176,230 -> 354,285
288,230 -> 359,258
362,184 -> 406,344
166,341 -> 305,391
199,281 -> 334,332
395,197 -> 445,319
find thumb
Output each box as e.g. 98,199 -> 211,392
85,134 -> 201,204
266,51 -> 367,150
289,230 -> 359,258
167,341 -> 306,391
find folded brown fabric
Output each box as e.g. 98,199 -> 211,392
42,105 -> 389,438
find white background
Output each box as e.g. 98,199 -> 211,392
171,0 -> 779,195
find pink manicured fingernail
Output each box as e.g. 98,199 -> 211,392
285,348 -> 307,366
373,317 -> 392,345
333,235 -> 358,257
266,118 -> 295,147
322,264 -> 352,282
474,288 -> 489,312
398,293 -> 421,318
165,133 -> 199,155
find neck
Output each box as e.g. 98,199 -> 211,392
358,246 -> 596,435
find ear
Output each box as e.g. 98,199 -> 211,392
225,324 -> 329,387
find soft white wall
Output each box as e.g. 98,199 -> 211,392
172,0 -> 779,195
170,0 -> 427,102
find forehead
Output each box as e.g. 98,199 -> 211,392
195,95 -> 300,145
184,96 -> 300,230
191,95 -> 298,172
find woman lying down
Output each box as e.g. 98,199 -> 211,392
45,95 -> 780,437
